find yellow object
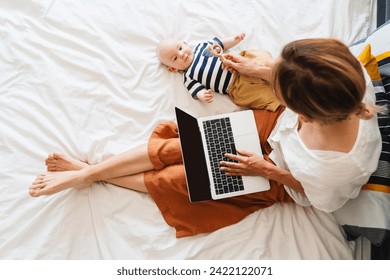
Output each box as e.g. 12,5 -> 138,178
357,44 -> 382,81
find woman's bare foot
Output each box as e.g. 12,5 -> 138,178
29,169 -> 93,197
46,153 -> 89,172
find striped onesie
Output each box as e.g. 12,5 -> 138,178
183,37 -> 233,98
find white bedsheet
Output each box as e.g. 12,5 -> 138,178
0,0 -> 376,259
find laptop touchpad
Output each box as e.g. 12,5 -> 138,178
234,134 -> 262,156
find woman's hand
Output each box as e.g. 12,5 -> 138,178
221,53 -> 245,75
219,149 -> 274,178
221,149 -> 305,194
222,50 -> 274,81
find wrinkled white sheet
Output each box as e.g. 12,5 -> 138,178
0,0 -> 375,259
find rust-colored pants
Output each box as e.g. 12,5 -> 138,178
144,107 -> 293,238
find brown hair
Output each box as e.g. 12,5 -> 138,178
271,38 -> 373,123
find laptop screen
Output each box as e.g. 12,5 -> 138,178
175,107 -> 212,202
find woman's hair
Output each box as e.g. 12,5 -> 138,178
271,38 -> 375,123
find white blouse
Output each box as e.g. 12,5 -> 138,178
268,70 -> 382,212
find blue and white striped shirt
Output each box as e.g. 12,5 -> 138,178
183,37 -> 233,98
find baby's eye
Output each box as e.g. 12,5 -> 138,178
179,46 -> 182,51
174,56 -> 177,61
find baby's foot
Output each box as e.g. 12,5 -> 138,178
46,153 -> 88,172
29,170 -> 92,197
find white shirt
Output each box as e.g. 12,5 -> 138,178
268,69 -> 382,212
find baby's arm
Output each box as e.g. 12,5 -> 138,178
220,33 -> 246,51
196,89 -> 214,103
184,75 -> 214,103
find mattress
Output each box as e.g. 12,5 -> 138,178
0,0 -> 377,259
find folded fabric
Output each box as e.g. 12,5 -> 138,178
333,20 -> 390,246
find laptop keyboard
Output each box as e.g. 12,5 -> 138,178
203,117 -> 244,195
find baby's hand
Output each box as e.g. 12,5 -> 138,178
234,33 -> 246,42
196,89 -> 214,103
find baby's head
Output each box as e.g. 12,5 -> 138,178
156,38 -> 194,72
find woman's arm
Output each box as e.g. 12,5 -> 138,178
220,149 -> 305,194
222,51 -> 274,81
267,163 -> 304,193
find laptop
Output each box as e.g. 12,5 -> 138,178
175,107 -> 270,202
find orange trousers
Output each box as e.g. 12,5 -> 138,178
144,107 -> 293,238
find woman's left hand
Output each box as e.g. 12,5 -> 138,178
219,149 -> 273,178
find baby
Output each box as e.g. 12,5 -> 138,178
156,34 -> 280,111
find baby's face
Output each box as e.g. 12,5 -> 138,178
158,39 -> 194,71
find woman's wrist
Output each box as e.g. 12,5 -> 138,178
264,163 -> 279,181
256,66 -> 272,82
267,164 -> 305,194
257,58 -> 274,81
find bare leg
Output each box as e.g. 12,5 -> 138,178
30,171 -> 94,197
30,143 -> 152,197
106,174 -> 147,193
46,153 -> 88,171
45,152 -> 148,192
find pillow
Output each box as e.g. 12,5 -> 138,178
333,20 -> 390,247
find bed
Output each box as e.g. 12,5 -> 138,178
0,0 -> 385,260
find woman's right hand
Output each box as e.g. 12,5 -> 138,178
222,51 -> 275,81
220,149 -> 273,178
221,53 -> 247,75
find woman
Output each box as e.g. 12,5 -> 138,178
30,38 -> 381,237
222,38 -> 381,212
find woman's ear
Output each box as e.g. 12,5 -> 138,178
298,114 -> 312,123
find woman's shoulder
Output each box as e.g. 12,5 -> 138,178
271,108 -> 298,132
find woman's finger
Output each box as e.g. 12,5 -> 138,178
223,153 -> 242,161
236,149 -> 253,157
220,160 -> 241,168
220,166 -> 242,176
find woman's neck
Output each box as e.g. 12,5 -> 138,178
298,115 -> 360,153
